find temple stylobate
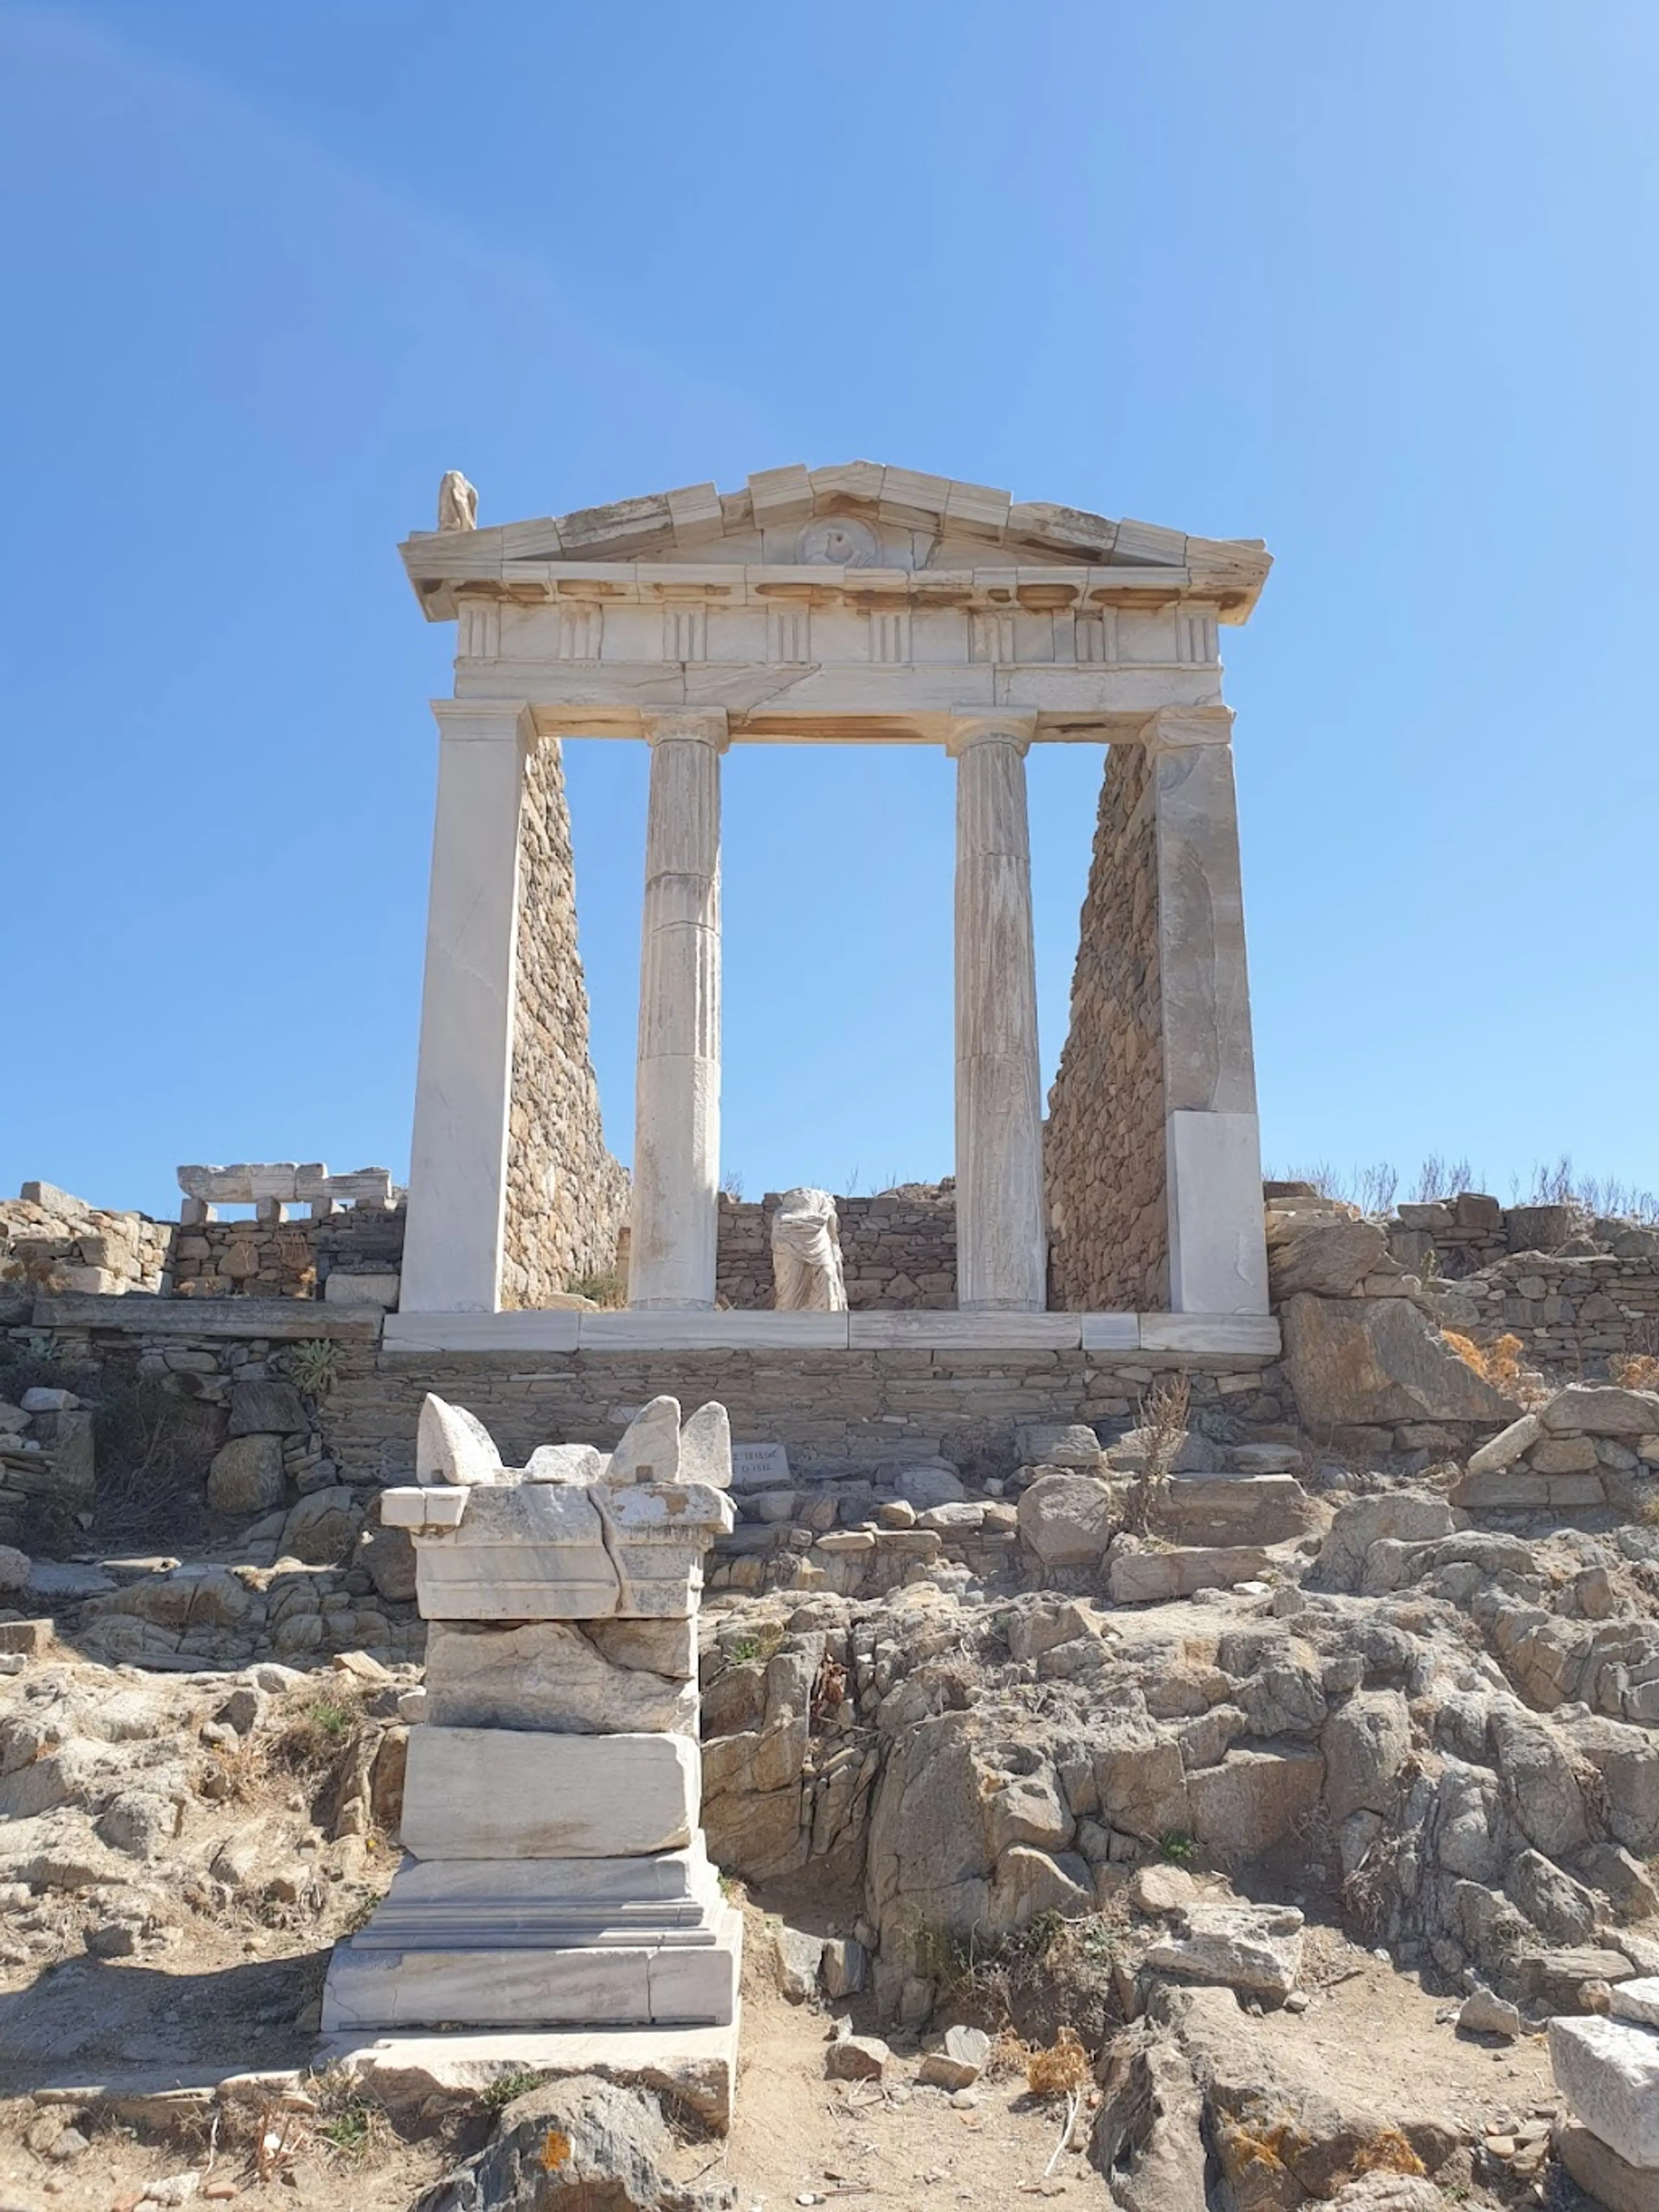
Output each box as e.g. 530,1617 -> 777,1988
392,462 -> 1274,1357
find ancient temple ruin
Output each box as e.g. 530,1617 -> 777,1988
394,463 -> 1274,1356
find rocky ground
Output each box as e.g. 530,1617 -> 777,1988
3,1378 -> 1659,2206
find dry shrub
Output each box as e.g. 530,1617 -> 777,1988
1025,2025 -> 1091,2098
1611,1353 -> 1659,1392
1443,1331 -> 1525,1390
1123,1372 -> 1192,1537
1345,2129 -> 1427,2180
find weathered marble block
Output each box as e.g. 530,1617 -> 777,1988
410,1478 -> 734,1620
320,1904 -> 742,2031
400,1728 -> 699,1859
425,1621 -> 698,1736
352,1844 -> 723,1948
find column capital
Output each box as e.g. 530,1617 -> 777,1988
943,711 -> 1039,759
429,698 -> 537,747
1142,705 -> 1234,754
641,708 -> 731,753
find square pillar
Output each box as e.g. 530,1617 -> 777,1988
400,702 -> 534,1314
628,710 -> 728,1309
948,713 -> 1047,1311
1149,708 -> 1269,1314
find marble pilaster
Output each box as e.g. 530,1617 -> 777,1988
628,712 -> 728,1310
948,714 -> 1047,1311
1147,708 -> 1269,1314
400,703 -> 534,1314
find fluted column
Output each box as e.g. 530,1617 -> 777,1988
401,702 -> 534,1314
628,711 -> 728,1309
949,714 -> 1047,1311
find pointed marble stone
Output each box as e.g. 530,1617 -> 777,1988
416,1394 -> 503,1487
680,1402 -> 732,1490
607,1396 -> 681,1486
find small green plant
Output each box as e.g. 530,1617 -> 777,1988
566,1269 -> 626,1309
481,2068 -> 549,2114
1157,1830 -> 1197,1866
287,1338 -> 343,1399
315,2098 -> 373,2157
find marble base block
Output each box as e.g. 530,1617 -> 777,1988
348,1846 -> 722,1949
319,1904 -> 742,2033
425,1621 -> 698,1736
400,1728 -> 699,1859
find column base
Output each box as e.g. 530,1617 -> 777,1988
321,1853 -> 741,2032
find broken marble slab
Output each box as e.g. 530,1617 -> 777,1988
591,1481 -> 737,1616
417,1395 -> 502,1486
411,1484 -> 619,1620
315,2023 -> 740,2132
1142,1902 -> 1305,2000
424,1621 -> 698,1736
381,1487 -> 470,1531
585,1615 -> 696,1680
524,1443 -> 606,1484
400,1728 -> 699,1859
410,1480 -> 733,1621
1550,2013 -> 1659,2170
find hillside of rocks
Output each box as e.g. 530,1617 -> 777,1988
3,1194 -> 1659,2205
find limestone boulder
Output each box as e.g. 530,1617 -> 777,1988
1506,1846 -> 1598,1944
1281,1294 -> 1519,1427
408,2072 -> 712,2212
1315,1492 -> 1457,1594
280,1486 -> 362,1567
357,1522 -> 416,1604
1015,1422 -> 1102,1470
0,1546 -> 30,1594
227,1379 -> 308,1437
985,1844 -> 1091,1932
1268,1216 -> 1389,1299
1322,1691 -> 1412,1824
1017,1472 -> 1117,1567
1107,1544 -> 1274,1604
207,1434 -> 286,1516
1185,1747 -> 1324,1859
1541,1384 -> 1659,1437
1556,2123 -> 1659,2212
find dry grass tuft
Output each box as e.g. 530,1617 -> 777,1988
1442,1331 -> 1526,1391
1611,1353 -> 1659,1392
1024,2025 -> 1091,2098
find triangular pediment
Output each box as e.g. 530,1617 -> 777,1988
400,461 -> 1270,621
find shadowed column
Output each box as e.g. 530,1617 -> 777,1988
628,710 -> 728,1309
949,713 -> 1047,1311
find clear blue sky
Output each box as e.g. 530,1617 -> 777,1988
5,3 -> 1656,1222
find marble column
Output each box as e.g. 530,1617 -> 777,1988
401,702 -> 534,1314
1148,707 -> 1270,1315
949,714 -> 1047,1311
628,711 -> 728,1309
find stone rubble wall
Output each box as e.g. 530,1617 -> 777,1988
169,1201 -> 408,1300
501,736 -> 630,1308
0,1185 -> 170,1299
1383,1196 -> 1659,1371
1044,744 -> 1169,1313
715,1187 -> 957,1311
319,1346 -> 1286,1486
